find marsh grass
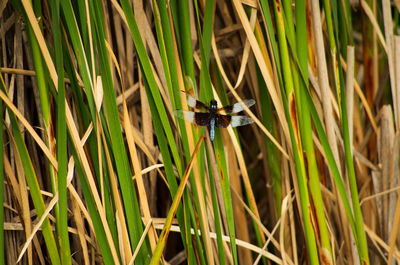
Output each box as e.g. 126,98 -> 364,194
1,0 -> 400,264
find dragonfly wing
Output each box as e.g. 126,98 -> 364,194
174,110 -> 195,123
230,115 -> 254,127
193,112 -> 212,126
217,99 -> 255,114
215,114 -> 232,128
174,110 -> 211,126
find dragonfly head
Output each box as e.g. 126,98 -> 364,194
210,100 -> 217,110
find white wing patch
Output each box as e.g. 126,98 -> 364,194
187,95 -> 197,108
231,99 -> 256,113
230,116 -> 254,127
174,110 -> 195,122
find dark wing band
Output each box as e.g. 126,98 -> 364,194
187,94 -> 209,110
174,110 -> 211,126
193,112 -> 212,126
215,114 -> 232,128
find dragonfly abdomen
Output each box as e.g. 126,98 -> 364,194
210,118 -> 215,141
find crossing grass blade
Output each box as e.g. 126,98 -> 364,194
149,135 -> 205,265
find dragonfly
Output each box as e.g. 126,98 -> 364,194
174,93 -> 255,141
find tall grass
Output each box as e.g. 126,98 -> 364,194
1,0 -> 400,264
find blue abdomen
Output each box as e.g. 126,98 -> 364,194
210,118 -> 215,141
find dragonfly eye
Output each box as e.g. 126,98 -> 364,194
210,100 -> 217,110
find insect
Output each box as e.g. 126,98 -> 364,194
174,93 -> 255,141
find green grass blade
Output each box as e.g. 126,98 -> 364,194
293,0 -> 333,261
304,86 -> 357,233
172,0 -> 195,80
50,0 -> 71,263
60,0 -> 97,122
89,0 -> 148,260
271,1 -> 320,264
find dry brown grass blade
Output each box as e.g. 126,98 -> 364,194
0,88 -> 58,169
20,0 -> 58,86
3,154 -> 22,204
132,164 -> 164,180
395,36 -> 400,130
387,132 -> 400,265
360,0 -> 388,54
364,224 -> 400,263
387,192 -> 400,265
68,185 -> 95,234
286,176 -> 299,265
233,8 -> 256,89
134,1 -> 168,93
17,194 -> 58,263
116,83 -> 139,106
0,67 -> 36,76
379,106 -> 394,241
8,128 -> 33,264
252,210 -> 284,265
382,0 -> 397,124
129,220 -> 154,265
115,213 -> 127,264
279,194 -> 291,265
359,181 -> 400,207
70,191 -> 90,265
310,0 -> 341,169
340,56 -> 378,133
1,67 -> 84,87
123,94 -> 159,255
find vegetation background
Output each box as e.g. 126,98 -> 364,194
1,0 -> 400,264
